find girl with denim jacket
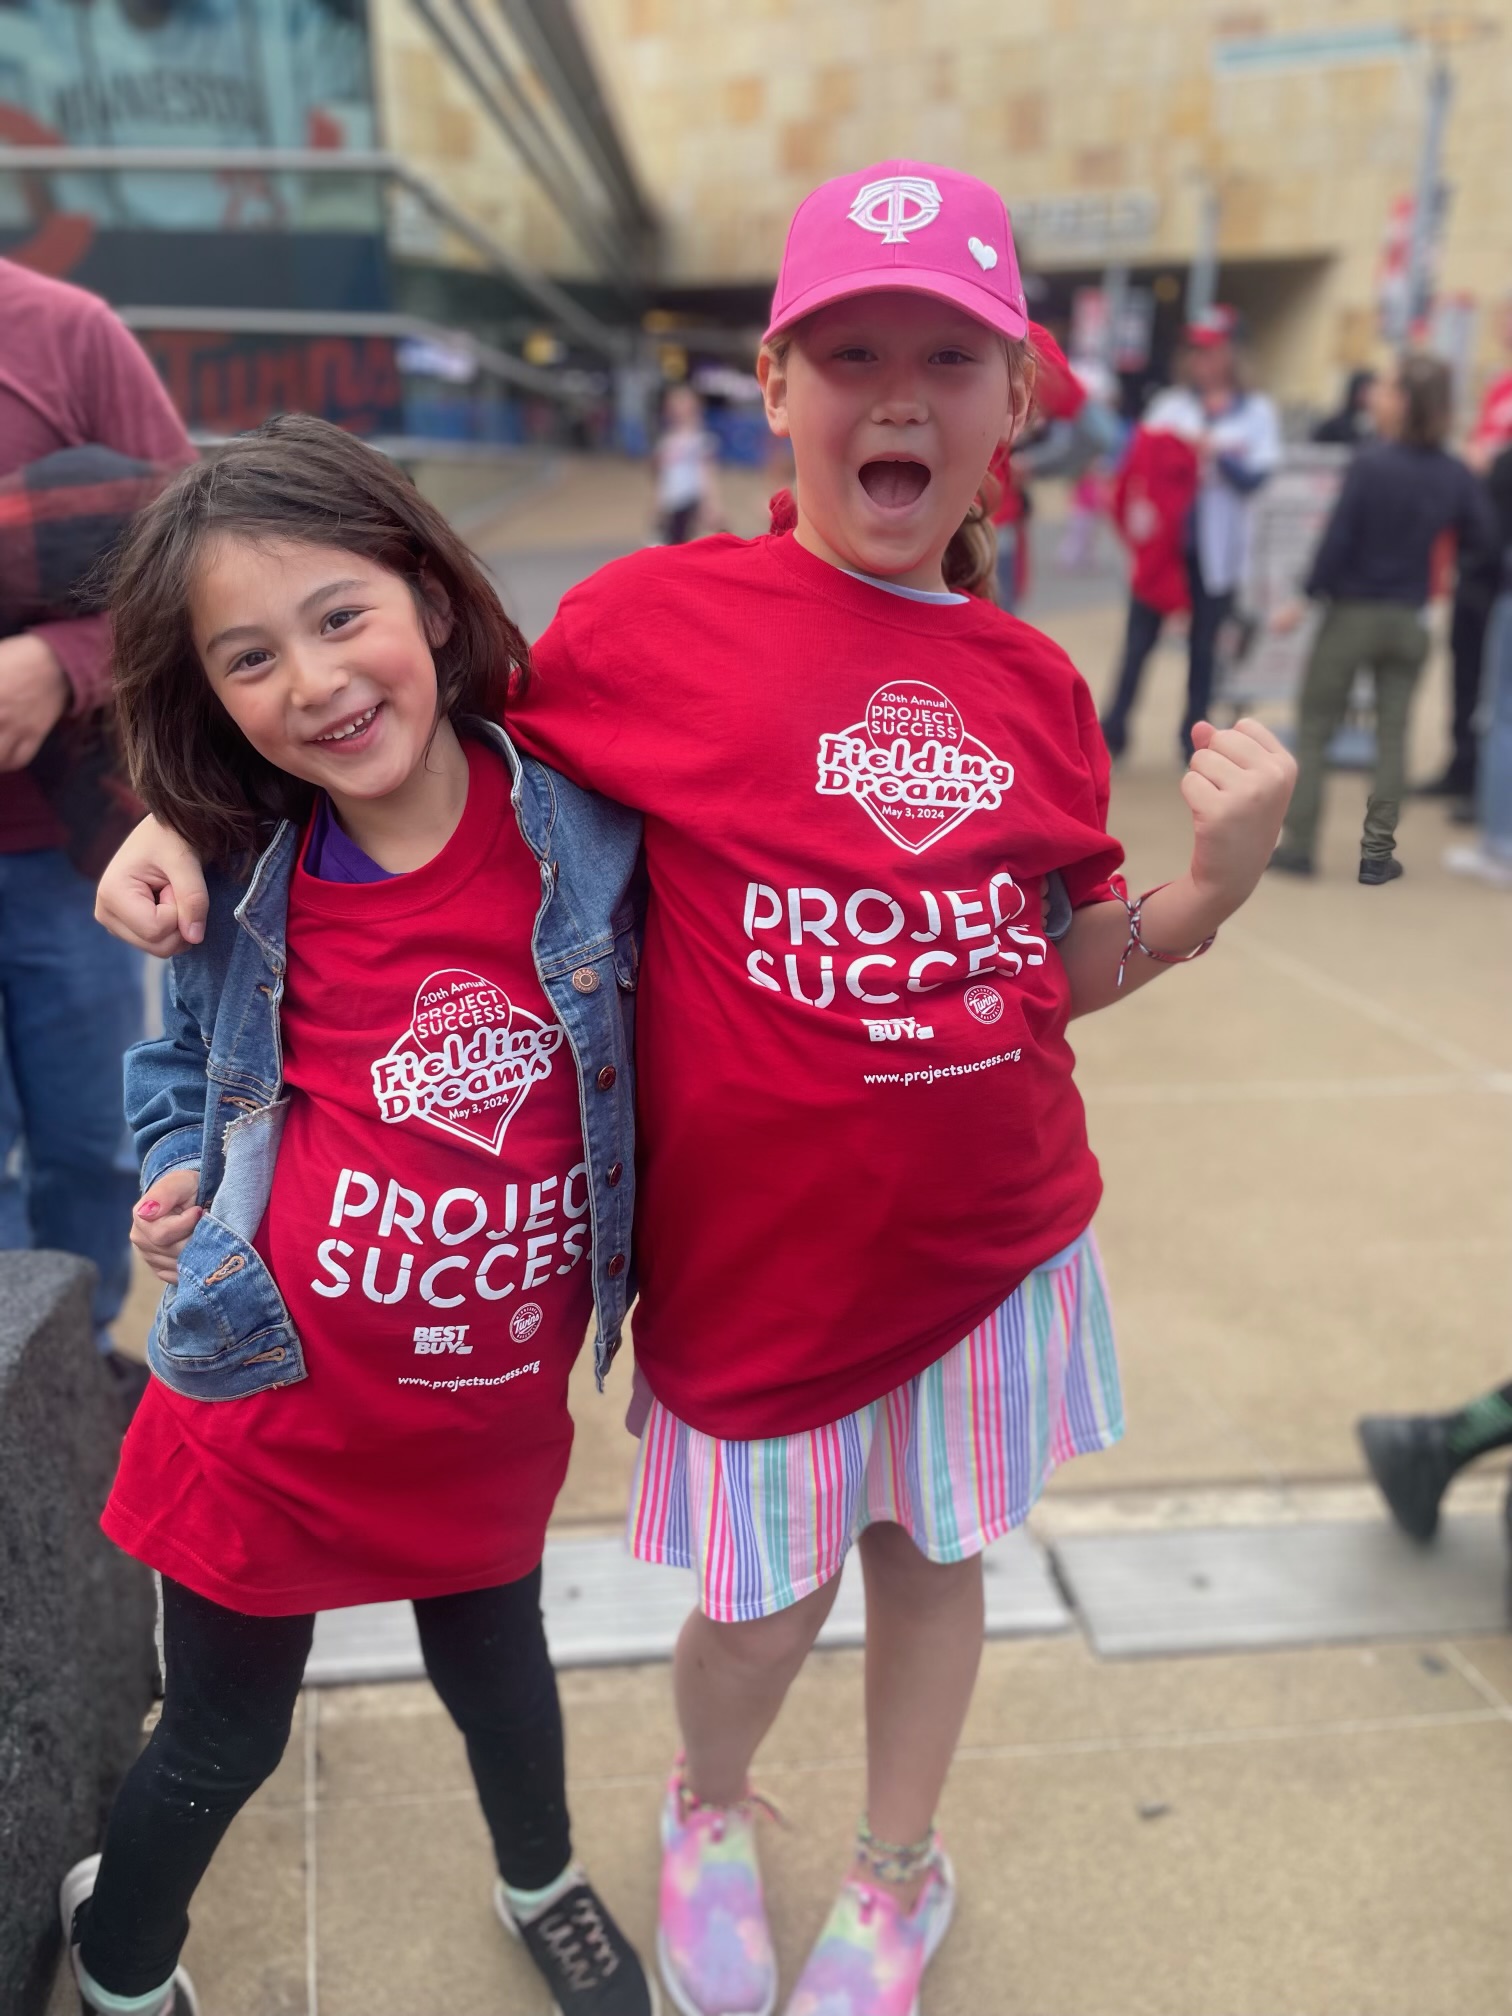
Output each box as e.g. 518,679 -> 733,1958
60,418 -> 654,2016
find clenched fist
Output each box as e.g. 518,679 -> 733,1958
1182,718 -> 1297,920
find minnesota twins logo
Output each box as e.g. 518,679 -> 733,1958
848,175 -> 942,245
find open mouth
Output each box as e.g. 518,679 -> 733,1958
313,703 -> 380,746
858,459 -> 932,509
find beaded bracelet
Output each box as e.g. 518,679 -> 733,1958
1109,874 -> 1217,990
855,1817 -> 939,1885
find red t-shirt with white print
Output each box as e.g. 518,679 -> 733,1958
512,531 -> 1122,1440
104,740 -> 593,1614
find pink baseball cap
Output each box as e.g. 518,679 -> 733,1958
764,160 -> 1028,346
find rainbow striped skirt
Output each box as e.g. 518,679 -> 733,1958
626,1228 -> 1123,1621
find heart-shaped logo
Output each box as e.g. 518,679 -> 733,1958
968,236 -> 998,271
370,968 -> 563,1155
816,680 -> 1015,855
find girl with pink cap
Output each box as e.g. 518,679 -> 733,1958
95,163 -> 1294,2015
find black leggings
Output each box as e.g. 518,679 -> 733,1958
77,1571 -> 568,1998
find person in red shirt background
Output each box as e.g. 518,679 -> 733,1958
1110,381 -> 1204,620
0,257 -> 195,1401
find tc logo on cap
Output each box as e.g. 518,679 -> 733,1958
848,175 -> 942,244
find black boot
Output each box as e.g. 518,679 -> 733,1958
1357,1416 -> 1458,1542
1359,856 -> 1404,885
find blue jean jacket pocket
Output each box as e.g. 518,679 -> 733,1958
147,1212 -> 307,1401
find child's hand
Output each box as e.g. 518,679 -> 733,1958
131,1168 -> 203,1285
1183,719 -> 1297,921
95,814 -> 210,956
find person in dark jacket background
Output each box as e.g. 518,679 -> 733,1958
1310,367 -> 1377,448
1270,353 -> 1498,884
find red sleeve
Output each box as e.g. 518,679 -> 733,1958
1058,676 -> 1124,909
38,299 -> 196,715
509,580 -> 633,801
76,299 -> 197,467
31,611 -> 114,716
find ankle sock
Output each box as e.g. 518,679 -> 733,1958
1445,1381 -> 1512,1466
500,1860 -> 579,1926
74,1959 -> 175,2016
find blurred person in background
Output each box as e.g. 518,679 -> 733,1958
1100,307 -> 1281,762
985,324 -> 1111,609
1050,357 -> 1121,575
1426,298 -> 1512,802
1269,354 -> 1496,884
1105,375 -> 1203,695
1310,367 -> 1378,447
1444,437 -> 1512,886
652,383 -> 722,544
0,256 -> 194,1404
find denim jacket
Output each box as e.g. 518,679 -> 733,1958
125,720 -> 643,1403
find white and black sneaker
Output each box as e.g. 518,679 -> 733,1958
59,1856 -> 201,2016
495,1867 -> 659,2015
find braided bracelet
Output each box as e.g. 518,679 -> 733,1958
1109,874 -> 1217,990
855,1817 -> 938,1885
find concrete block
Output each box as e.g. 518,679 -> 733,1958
0,1253 -> 156,2016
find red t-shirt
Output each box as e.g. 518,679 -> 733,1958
512,532 -> 1122,1439
105,742 -> 593,1614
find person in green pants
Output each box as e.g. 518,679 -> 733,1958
1271,355 -> 1498,883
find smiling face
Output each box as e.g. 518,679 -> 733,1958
758,292 -> 1027,590
190,535 -> 451,808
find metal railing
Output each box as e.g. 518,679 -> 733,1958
0,144 -> 630,363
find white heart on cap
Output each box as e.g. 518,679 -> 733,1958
968,236 -> 998,271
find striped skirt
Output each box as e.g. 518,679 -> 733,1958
626,1228 -> 1122,1621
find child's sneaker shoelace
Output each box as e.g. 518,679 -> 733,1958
495,1865 -> 658,2013
658,1762 -> 781,2016
783,1845 -> 956,2016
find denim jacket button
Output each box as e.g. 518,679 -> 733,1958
596,1065 -> 617,1090
606,1161 -> 623,1186
606,1252 -> 627,1277
571,967 -> 600,994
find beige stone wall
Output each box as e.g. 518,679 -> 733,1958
378,0 -> 1512,402
371,0 -> 606,284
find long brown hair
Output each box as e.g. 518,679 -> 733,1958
110,414 -> 528,867
1395,352 -> 1454,450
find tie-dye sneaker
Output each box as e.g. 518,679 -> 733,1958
783,1847 -> 955,2016
658,1761 -> 778,2016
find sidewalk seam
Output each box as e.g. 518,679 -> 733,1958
1440,1643 -> 1512,1721
1224,928 -> 1502,1081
